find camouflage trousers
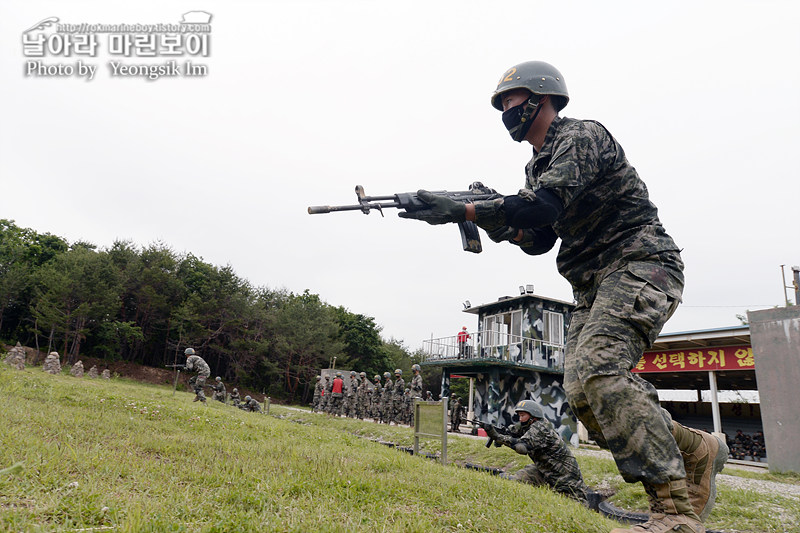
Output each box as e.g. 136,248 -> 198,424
191,375 -> 208,401
564,257 -> 685,485
508,464 -> 588,503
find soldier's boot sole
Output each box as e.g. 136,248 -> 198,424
610,513 -> 705,533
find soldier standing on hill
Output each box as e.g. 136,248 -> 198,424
410,364 -> 423,400
380,372 -> 393,424
356,372 -> 368,419
312,375 -> 323,412
486,400 -> 588,505
322,374 -> 333,413
183,347 -> 211,403
392,369 -> 405,425
371,374 -> 383,421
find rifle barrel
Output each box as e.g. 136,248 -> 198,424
307,202 -> 400,214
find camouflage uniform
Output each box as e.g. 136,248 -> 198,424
371,377 -> 383,420
322,376 -> 332,413
185,354 -> 211,403
495,418 -> 588,503
392,375 -> 405,424
211,379 -> 226,403
475,117 -> 685,486
356,376 -> 369,419
450,397 -> 463,432
240,398 -> 261,412
345,373 -> 358,417
229,389 -> 241,407
410,372 -> 423,399
381,377 -> 393,424
312,378 -> 324,412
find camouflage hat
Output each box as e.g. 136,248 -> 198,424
491,61 -> 569,111
514,399 -> 545,419
394,368 -> 402,375
411,364 -> 421,372
184,347 -> 195,356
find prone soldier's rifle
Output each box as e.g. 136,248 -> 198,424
307,182 -> 501,253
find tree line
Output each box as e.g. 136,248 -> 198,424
0,219 -> 427,402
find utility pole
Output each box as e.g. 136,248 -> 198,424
793,266 -> 800,305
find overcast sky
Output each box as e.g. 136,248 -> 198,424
1,1 -> 798,350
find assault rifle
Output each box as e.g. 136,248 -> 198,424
165,364 -> 185,396
468,418 -> 507,448
307,182 -> 501,253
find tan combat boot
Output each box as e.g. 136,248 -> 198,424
672,421 -> 729,521
610,479 -> 704,533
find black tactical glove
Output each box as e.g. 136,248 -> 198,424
398,190 -> 466,225
484,424 -> 500,439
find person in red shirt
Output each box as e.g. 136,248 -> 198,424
329,371 -> 345,416
457,326 -> 471,358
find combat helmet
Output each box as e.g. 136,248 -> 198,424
359,372 -> 366,378
411,364 -> 421,372
350,371 -> 357,377
216,376 -> 222,382
394,368 -> 402,376
491,61 -> 569,111
233,388 -> 238,393
383,371 -> 391,379
514,399 -> 545,419
245,395 -> 251,402
374,374 -> 381,381
316,375 -> 321,381
336,371 -> 342,378
184,347 -> 195,356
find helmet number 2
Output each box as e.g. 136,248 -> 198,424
499,67 -> 517,84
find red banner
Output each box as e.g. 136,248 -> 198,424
633,345 -> 754,373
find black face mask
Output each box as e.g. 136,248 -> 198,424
501,96 -> 542,142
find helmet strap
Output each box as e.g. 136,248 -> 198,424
513,95 -> 543,142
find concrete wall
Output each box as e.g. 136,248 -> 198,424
747,306 -> 800,473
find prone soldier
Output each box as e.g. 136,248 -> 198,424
239,395 -> 262,412
481,400 -> 588,505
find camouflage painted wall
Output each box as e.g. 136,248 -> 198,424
470,367 -> 579,446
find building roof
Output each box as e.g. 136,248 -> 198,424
462,292 -> 574,315
652,325 -> 750,350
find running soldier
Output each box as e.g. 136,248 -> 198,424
401,60 -> 728,533
183,347 -> 210,403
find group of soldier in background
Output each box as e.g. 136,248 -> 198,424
311,364 -> 425,426
179,347 -> 261,412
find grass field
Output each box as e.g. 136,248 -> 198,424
1,366 -> 798,532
